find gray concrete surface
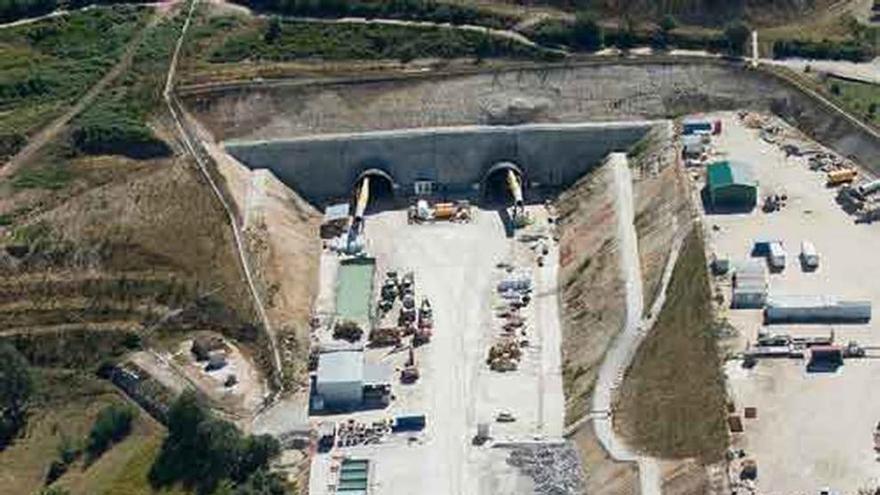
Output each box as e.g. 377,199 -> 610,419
224,122 -> 655,205
309,204 -> 566,494
705,112 -> 880,493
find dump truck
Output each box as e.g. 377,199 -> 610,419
827,168 -> 858,186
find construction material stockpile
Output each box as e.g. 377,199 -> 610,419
505,443 -> 585,495
487,265 -> 532,372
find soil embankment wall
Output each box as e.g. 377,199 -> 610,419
224,123 -> 653,204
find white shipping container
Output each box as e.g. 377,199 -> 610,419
765,295 -> 871,323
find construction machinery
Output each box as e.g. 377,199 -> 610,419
400,347 -> 419,384
506,169 -> 530,228
827,168 -> 858,186
369,327 -> 402,347
408,199 -> 472,223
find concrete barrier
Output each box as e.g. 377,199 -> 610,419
225,122 -> 656,204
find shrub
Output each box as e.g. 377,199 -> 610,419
0,343 -> 33,447
772,38 -> 874,62
86,403 -> 136,460
149,391 -> 281,494
572,11 -> 603,51
72,102 -> 170,159
724,21 -> 750,56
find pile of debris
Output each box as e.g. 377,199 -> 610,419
191,333 -> 229,372
504,443 -> 585,495
487,340 -> 523,371
487,267 -> 532,372
335,418 -> 392,448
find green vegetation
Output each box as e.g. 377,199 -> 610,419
149,391 -> 283,494
232,0 -> 516,29
87,404 -> 137,461
572,11 -> 603,51
70,8 -> 184,159
773,38 -> 874,61
724,20 -> 751,55
209,18 -> 548,63
12,164 -> 72,190
821,76 -> 880,126
0,0 -> 56,23
0,5 -> 149,160
616,230 -> 728,461
0,344 -> 34,448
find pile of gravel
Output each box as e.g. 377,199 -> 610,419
505,442 -> 585,495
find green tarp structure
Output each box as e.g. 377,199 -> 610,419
706,160 -> 757,209
336,257 -> 375,328
338,458 -> 369,493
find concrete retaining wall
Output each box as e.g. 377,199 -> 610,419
225,122 -> 655,204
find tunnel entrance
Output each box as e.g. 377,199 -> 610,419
353,169 -> 396,217
482,162 -> 525,207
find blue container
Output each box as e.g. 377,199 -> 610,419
392,414 -> 426,432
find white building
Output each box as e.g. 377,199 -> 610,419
315,351 -> 365,410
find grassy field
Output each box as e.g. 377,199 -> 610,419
180,5 -> 550,80
0,5 -> 151,160
615,229 -> 728,462
0,370 -> 187,495
822,76 -> 880,126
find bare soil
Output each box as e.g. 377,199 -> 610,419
555,163 -> 625,425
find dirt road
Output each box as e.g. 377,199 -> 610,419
0,5 -> 163,179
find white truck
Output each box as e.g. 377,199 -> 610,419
800,241 -> 820,270
768,242 -> 786,271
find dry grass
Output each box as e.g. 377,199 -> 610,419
0,371 -> 186,495
614,229 -> 728,463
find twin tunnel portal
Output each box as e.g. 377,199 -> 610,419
352,161 -> 526,218
224,122 -> 660,217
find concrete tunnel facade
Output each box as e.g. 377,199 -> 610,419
224,122 -> 659,205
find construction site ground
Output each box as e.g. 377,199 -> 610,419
701,112 -> 880,493
309,204 -> 565,495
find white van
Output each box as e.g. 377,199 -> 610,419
800,241 -> 819,270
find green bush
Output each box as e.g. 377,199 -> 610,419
232,0 -> 516,29
0,344 -> 33,448
772,38 -> 874,62
210,20 -> 547,63
12,165 -> 72,190
72,102 -> 170,158
149,392 -> 281,494
724,20 -> 750,56
572,11 -> 603,51
86,403 -> 136,460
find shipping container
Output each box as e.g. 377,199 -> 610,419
392,414 -> 426,432
683,119 -> 713,135
765,295 -> 871,323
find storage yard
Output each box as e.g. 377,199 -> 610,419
699,113 -> 880,493
307,196 -> 567,494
